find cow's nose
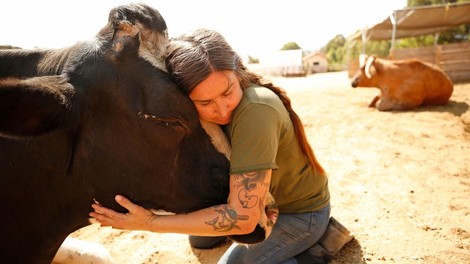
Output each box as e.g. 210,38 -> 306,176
351,79 -> 358,88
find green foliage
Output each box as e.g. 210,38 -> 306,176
439,24 -> 470,42
0,45 -> 21,49
407,0 -> 438,6
347,40 -> 391,59
321,35 -> 347,71
407,0 -> 461,6
318,34 -> 392,71
280,42 -> 301,50
247,55 -> 259,64
396,35 -> 435,49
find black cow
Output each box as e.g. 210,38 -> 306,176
0,4 -> 271,263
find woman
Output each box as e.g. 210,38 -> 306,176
91,28 -> 332,264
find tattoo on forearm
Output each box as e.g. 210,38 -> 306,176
205,171 -> 270,232
234,171 -> 268,190
205,205 -> 248,232
234,171 -> 269,209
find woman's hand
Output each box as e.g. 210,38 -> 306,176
89,195 -> 157,231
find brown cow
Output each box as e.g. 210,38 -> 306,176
351,55 -> 454,111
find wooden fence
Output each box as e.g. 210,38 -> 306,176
348,42 -> 470,83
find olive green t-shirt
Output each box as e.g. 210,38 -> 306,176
224,85 -> 329,213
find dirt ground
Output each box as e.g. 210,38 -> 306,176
65,71 -> 470,264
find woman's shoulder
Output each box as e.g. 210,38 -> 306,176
243,85 -> 280,105
235,85 -> 288,123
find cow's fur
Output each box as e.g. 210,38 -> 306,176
351,55 -> 454,111
0,4 -> 273,263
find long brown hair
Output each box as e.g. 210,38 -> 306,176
165,29 -> 325,175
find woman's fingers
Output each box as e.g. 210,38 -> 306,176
115,194 -> 142,213
91,203 -> 117,218
89,204 -> 128,229
89,195 -> 156,230
90,204 -> 116,225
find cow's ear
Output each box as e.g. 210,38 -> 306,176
0,76 -> 78,137
110,20 -> 140,57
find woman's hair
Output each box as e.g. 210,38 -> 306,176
165,28 -> 325,175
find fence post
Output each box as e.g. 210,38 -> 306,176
435,45 -> 442,68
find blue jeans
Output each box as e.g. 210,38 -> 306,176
218,204 -> 331,264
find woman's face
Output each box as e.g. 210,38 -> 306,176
189,70 -> 243,125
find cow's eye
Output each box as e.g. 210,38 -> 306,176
156,121 -> 180,127
138,112 -> 189,131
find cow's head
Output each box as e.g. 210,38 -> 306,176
351,55 -> 377,88
0,5 -> 272,260
0,0 -> 228,231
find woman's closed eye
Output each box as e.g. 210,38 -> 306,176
197,100 -> 212,107
222,89 -> 233,98
196,90 -> 232,107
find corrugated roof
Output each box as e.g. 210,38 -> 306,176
350,2 -> 470,41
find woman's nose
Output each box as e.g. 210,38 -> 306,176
214,99 -> 228,117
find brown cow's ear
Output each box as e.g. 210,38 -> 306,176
0,76 -> 78,137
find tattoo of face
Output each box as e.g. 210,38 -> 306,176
234,171 -> 267,191
234,171 -> 268,209
205,205 -> 249,232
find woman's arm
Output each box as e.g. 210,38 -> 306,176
90,169 -> 272,237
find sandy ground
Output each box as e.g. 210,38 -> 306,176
62,71 -> 470,264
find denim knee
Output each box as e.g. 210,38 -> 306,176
188,235 -> 227,249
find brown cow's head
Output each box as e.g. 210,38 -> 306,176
351,55 -> 377,88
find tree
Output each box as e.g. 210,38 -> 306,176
280,42 -> 301,50
321,35 -> 347,71
407,0 -> 459,6
247,55 -> 259,64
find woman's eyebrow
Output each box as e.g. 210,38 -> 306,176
192,81 -> 233,103
192,98 -> 212,103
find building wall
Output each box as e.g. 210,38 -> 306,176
303,54 -> 328,74
251,50 -> 306,77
